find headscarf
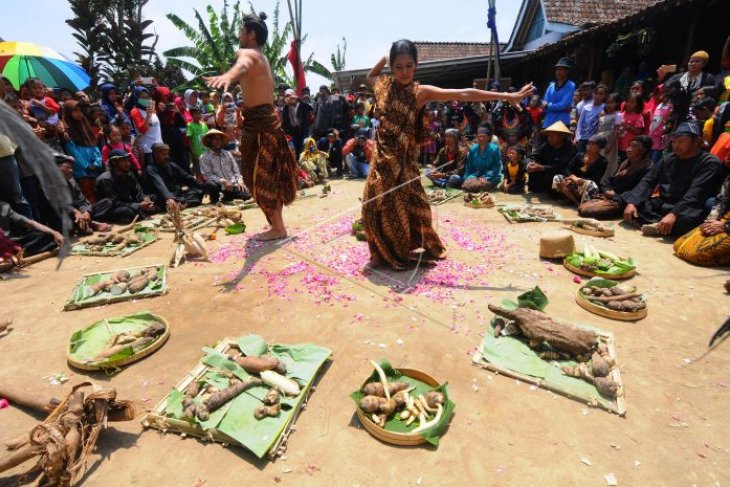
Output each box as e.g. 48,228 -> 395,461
100,83 -> 119,123
153,86 -> 172,103
184,89 -> 198,109
175,95 -> 193,123
62,100 -> 97,147
132,86 -> 151,110
300,137 -> 324,161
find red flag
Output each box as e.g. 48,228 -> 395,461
287,39 -> 307,96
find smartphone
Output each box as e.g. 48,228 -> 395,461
664,65 -> 677,74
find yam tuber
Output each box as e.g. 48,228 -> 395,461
594,376 -> 619,399
361,382 -> 409,398
254,403 -> 281,420
184,381 -> 200,399
235,355 -> 284,374
112,270 -> 131,283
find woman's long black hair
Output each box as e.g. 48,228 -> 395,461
389,39 -> 418,66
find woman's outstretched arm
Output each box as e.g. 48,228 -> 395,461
419,83 -> 534,110
366,56 -> 388,86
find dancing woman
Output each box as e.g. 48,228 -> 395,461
362,39 -> 532,269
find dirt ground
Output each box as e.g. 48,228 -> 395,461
1,178 -> 728,487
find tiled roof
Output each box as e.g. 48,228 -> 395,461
543,0 -> 661,27
414,42 -> 503,62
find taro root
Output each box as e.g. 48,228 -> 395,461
591,352 -> 611,378
594,376 -> 619,399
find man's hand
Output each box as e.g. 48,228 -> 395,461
51,231 -> 65,248
221,180 -> 233,191
140,199 -> 155,211
205,74 -> 235,93
166,198 -> 177,208
604,190 -> 616,199
700,219 -> 726,236
623,203 -> 638,223
505,83 -> 534,111
656,212 -> 677,235
526,162 -> 543,173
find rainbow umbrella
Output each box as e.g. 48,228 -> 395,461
0,41 -> 91,91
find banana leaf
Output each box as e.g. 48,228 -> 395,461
165,336 -> 331,458
67,310 -> 167,367
350,359 -> 456,446
70,228 -> 158,257
479,319 -> 616,409
64,264 -> 167,310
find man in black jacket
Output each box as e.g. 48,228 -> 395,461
94,149 -> 155,223
527,121 -> 577,193
145,143 -> 208,209
281,89 -> 313,157
52,153 -> 112,233
317,129 -> 344,178
624,122 -> 727,236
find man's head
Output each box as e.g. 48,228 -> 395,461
54,153 -> 74,180
670,122 -> 703,158
318,85 -> 330,100
554,57 -> 572,82
301,86 -> 311,101
627,135 -> 652,161
241,12 -> 268,48
152,143 -> 171,165
692,98 -> 716,121
108,149 -> 132,174
355,128 -> 368,145
327,129 -> 338,143
203,129 -> 228,151
542,121 -> 571,148
587,134 -> 607,155
579,81 -> 595,101
688,50 -> 709,75
189,106 -> 202,121
284,88 -> 297,105
75,91 -> 90,104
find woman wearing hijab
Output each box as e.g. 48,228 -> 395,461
100,83 -> 129,126
129,86 -> 163,168
181,89 -> 198,123
62,100 -> 104,202
154,86 -> 190,172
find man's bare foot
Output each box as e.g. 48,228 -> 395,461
255,229 -> 288,241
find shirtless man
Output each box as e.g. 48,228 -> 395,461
205,12 -> 297,241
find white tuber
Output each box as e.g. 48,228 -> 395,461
412,404 -> 444,434
369,360 -> 391,400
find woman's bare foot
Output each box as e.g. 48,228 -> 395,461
255,228 -> 288,241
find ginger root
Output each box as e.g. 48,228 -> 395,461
254,403 -> 281,420
361,382 -> 409,398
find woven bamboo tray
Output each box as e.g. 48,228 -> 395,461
576,291 -> 647,321
472,327 -> 626,416
67,313 -> 170,371
142,338 -> 324,459
70,229 -> 158,257
355,368 -> 439,446
563,260 -> 636,280
63,264 -> 167,311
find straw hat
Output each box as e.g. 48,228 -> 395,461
202,129 -> 230,147
539,231 -> 575,259
541,121 -> 572,136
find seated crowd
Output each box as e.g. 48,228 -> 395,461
1,48 -> 730,268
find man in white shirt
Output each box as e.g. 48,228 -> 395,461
199,129 -> 250,203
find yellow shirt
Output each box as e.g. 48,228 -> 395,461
507,161 -> 521,182
703,118 -> 714,144
0,134 -> 17,158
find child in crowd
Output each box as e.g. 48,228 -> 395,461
102,126 -> 141,175
618,93 -> 645,161
500,144 -> 528,194
26,78 -> 60,126
648,85 -> 673,163
185,106 -> 209,175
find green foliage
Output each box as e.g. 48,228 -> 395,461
331,37 -> 347,72
66,0 -> 159,88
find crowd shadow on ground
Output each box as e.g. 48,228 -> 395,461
217,235 -> 294,293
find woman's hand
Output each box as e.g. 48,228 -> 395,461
700,219 -> 726,236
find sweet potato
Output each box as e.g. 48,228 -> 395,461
361,381 -> 409,398
90,336 -> 153,362
235,355 -> 284,374
254,403 -> 281,420
112,270 -> 131,283
127,276 -> 149,294
90,280 -> 112,295
196,377 -> 263,421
